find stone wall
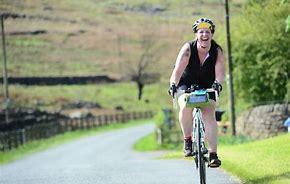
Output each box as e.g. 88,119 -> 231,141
236,103 -> 289,139
0,75 -> 117,85
0,108 -> 67,131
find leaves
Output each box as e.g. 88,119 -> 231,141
280,0 -> 289,5
286,15 -> 290,32
231,0 -> 290,104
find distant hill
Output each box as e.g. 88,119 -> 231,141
0,0 -> 244,79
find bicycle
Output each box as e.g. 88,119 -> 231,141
177,86 -> 218,184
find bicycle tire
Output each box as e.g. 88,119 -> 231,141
197,118 -> 206,184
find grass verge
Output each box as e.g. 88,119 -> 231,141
134,132 -> 290,184
133,132 -> 182,151
0,120 -> 152,165
219,134 -> 290,184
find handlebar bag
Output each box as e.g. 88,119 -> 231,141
185,90 -> 209,108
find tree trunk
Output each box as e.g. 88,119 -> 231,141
137,82 -> 144,100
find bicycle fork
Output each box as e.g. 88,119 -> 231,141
193,110 -> 208,169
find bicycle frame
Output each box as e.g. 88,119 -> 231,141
193,108 -> 207,153
193,108 -> 207,184
175,88 -> 218,184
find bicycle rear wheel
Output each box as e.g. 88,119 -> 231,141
197,119 -> 206,184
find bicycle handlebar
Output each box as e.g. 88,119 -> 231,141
183,88 -> 216,93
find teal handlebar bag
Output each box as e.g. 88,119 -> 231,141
185,90 -> 209,108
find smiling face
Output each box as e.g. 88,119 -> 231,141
195,28 -> 213,49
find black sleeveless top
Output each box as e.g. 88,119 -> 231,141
178,40 -> 221,89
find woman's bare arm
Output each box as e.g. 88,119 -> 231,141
170,43 -> 191,85
215,48 -> 225,84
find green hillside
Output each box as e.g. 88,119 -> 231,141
0,0 -> 245,112
0,0 -> 244,77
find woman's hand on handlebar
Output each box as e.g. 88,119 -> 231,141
168,83 -> 177,98
212,80 -> 222,95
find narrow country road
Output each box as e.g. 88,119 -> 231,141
0,123 -> 240,184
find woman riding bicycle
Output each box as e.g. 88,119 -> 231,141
168,18 -> 225,168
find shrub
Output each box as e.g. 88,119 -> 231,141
231,0 -> 290,104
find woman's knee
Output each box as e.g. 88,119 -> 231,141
202,104 -> 216,122
179,107 -> 192,121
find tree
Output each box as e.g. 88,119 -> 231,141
127,33 -> 162,100
231,0 -> 290,104
280,0 -> 290,32
115,25 -> 162,100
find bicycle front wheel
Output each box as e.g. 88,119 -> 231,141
197,119 -> 206,184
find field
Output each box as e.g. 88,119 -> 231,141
0,0 -> 244,77
0,0 -> 247,114
6,83 -> 171,113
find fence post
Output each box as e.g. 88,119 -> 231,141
121,113 -> 126,123
0,132 -> 4,151
87,118 -> 92,129
126,112 -> 130,122
156,128 -> 162,145
104,115 -> 108,125
132,112 -> 136,119
20,128 -> 26,145
96,115 -> 101,126
80,118 -> 85,130
8,131 -> 12,150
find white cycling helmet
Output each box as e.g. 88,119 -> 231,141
192,18 -> 215,33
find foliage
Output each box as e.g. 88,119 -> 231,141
231,0 -> 290,104
280,0 -> 289,4
286,15 -> 290,32
154,108 -> 182,146
280,0 -> 290,33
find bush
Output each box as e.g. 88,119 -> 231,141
154,108 -> 182,145
232,0 -> 290,104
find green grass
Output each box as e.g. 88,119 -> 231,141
134,132 -> 290,183
0,120 -> 152,165
220,134 -> 290,184
133,132 -> 181,151
134,132 -> 253,153
133,132 -> 161,151
3,82 -> 172,112
3,81 -> 233,117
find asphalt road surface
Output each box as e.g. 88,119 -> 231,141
0,123 -> 241,184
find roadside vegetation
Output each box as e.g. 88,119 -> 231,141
231,0 -> 290,106
220,133 -> 290,184
134,131 -> 290,184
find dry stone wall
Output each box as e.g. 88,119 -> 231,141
236,103 -> 289,139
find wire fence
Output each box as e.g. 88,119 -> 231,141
0,111 -> 154,152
